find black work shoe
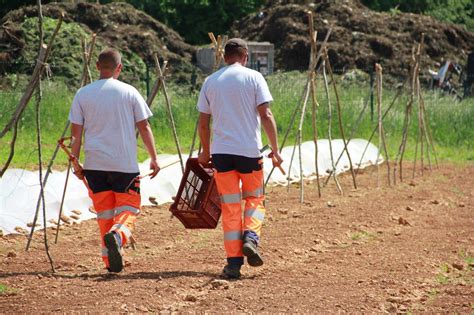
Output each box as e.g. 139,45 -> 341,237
242,239 -> 264,267
104,232 -> 123,273
222,265 -> 241,279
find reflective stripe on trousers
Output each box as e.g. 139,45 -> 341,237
240,170 -> 265,237
214,169 -> 265,259
90,190 -> 140,268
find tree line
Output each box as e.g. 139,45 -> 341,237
361,0 -> 473,31
0,0 -> 472,44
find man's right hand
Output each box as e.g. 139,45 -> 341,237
149,158 -> 161,179
198,151 -> 211,166
270,150 -> 283,168
73,165 -> 85,180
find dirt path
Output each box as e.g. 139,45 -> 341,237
0,164 -> 472,313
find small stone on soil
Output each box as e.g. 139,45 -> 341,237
452,262 -> 463,270
7,251 -> 16,258
327,201 -> 336,208
14,227 -> 27,234
406,206 -> 415,211
398,217 -> 410,226
211,279 -> 229,289
184,294 -> 197,302
430,200 -> 439,205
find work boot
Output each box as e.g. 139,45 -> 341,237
222,264 -> 241,279
104,231 -> 123,273
242,237 -> 263,267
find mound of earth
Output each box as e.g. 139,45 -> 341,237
0,2 -> 197,85
233,0 -> 474,79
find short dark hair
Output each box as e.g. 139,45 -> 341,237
98,48 -> 121,70
224,38 -> 248,58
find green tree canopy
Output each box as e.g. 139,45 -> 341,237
361,0 -> 474,31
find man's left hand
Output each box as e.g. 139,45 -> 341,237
149,158 -> 161,179
198,151 -> 211,166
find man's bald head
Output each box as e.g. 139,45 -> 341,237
97,48 -> 121,71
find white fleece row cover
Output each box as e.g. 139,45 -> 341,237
0,139 -> 382,235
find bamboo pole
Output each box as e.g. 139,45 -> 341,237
286,125 -> 301,192
264,28 -> 332,187
146,60 -> 168,106
53,34 -> 97,244
296,81 -> 311,201
34,0 -> 55,272
419,87 -> 438,168
394,46 -> 417,183
154,53 -> 184,173
323,82 -> 374,186
417,76 -> 431,171
411,34 -> 425,179
80,33 -> 96,87
323,49 -> 358,189
307,11 -> 321,198
310,71 -> 321,198
375,63 -> 391,187
355,83 -> 405,180
322,59 -> 343,194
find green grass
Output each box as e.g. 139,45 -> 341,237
0,283 -> 17,296
348,230 -> 376,242
1,71 -> 473,170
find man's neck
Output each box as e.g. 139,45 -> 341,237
99,75 -> 113,80
227,61 -> 243,66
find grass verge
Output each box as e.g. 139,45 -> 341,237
1,71 -> 473,170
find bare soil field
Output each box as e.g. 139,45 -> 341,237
0,164 -> 472,313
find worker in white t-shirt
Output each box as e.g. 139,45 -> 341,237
69,48 -> 160,273
197,38 -> 283,279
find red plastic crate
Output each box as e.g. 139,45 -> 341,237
169,158 -> 221,229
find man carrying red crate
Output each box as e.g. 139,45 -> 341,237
197,38 -> 283,279
69,48 -> 160,273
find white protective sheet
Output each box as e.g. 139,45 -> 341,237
0,139 -> 381,235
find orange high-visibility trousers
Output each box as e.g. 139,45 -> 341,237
214,168 -> 265,264
86,171 -> 140,268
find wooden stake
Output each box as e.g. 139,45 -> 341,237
375,63 -> 391,187
324,81 -> 375,186
54,34 -> 97,244
394,46 -> 417,183
264,27 -> 333,187
411,34 -> 425,179
307,11 -> 321,198
310,71 -> 321,198
323,50 -> 358,189
322,59 -> 343,194
154,53 -> 185,173
34,0 -> 55,272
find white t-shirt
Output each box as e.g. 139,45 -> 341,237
69,78 -> 152,173
197,63 -> 273,158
